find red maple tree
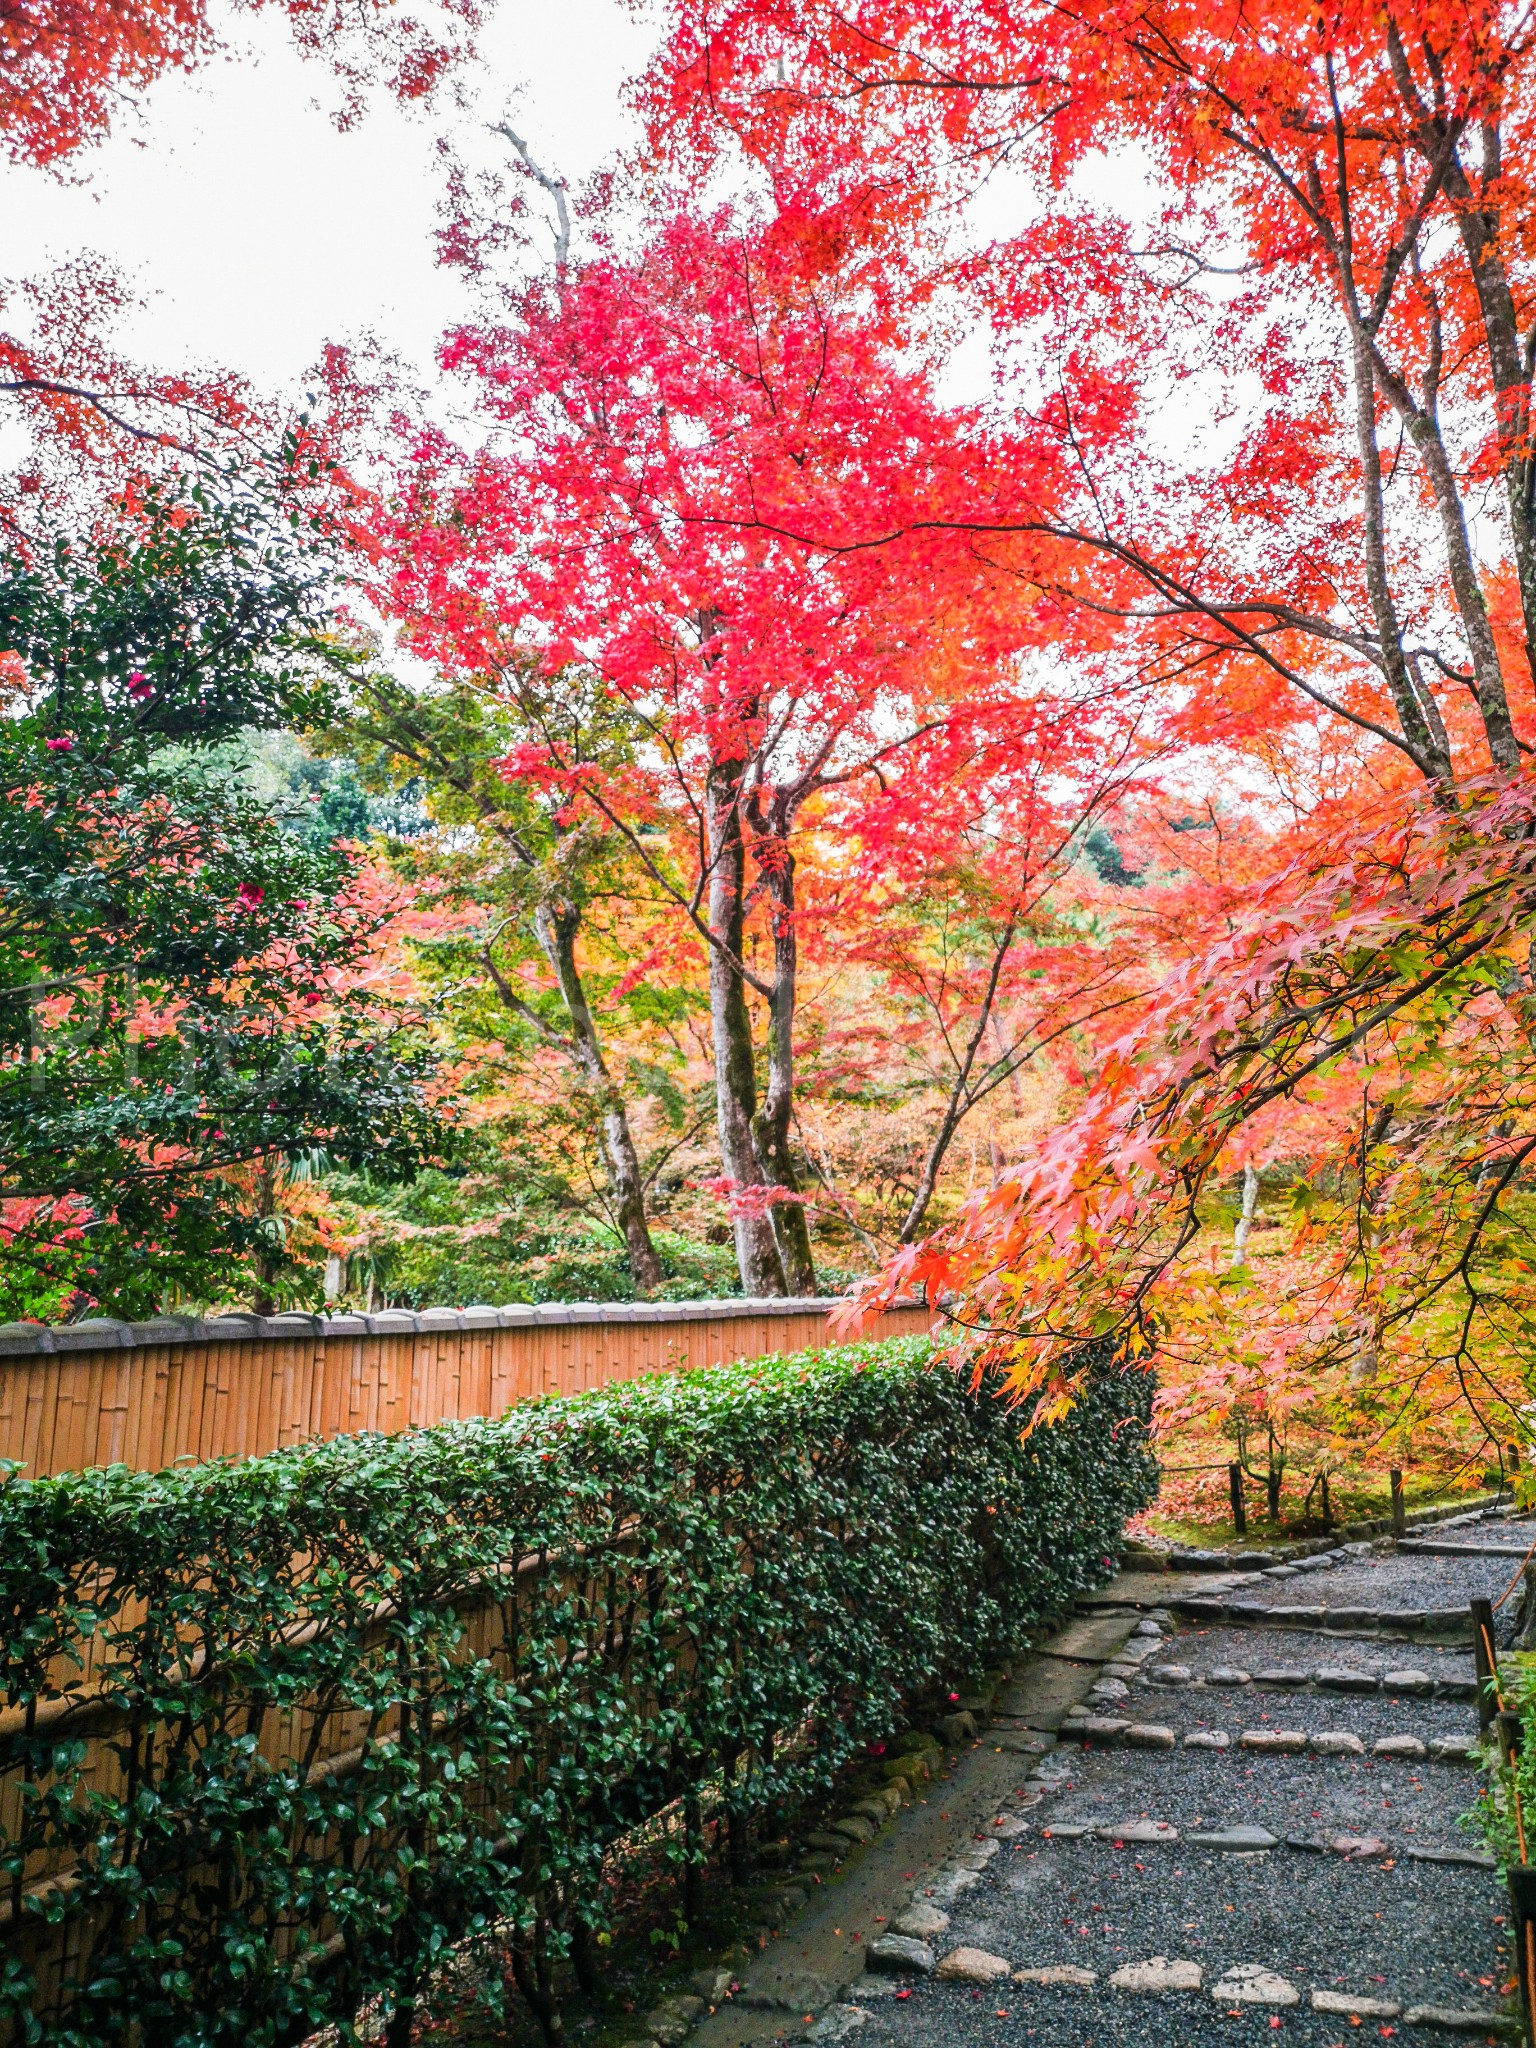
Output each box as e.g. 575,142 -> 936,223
0,0 -> 487,524
1,0 -> 481,170
646,0 -> 1536,1450
376,166 -> 1143,1294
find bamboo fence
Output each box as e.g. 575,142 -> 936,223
0,1297 -> 933,1481
0,1293 -> 933,2033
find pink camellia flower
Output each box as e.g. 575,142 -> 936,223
127,671 -> 152,700
45,735 -> 73,752
234,882 -> 265,911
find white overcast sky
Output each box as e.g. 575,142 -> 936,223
0,0 -> 659,398
0,0 -> 1237,484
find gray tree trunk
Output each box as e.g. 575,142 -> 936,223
753,832 -> 815,1294
705,762 -> 787,1296
534,900 -> 663,1296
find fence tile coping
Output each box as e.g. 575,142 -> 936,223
0,1296 -> 890,1359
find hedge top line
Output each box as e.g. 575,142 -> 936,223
0,1295 -> 916,1360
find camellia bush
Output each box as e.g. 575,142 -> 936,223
0,1334 -> 1155,2046
0,471 -> 441,1320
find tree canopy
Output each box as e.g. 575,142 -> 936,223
8,0 -> 1536,1487
0,471 -> 439,1318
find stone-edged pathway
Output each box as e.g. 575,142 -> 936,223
685,1507 -> 1528,2048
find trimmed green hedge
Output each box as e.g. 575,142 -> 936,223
0,1335 -> 1155,2046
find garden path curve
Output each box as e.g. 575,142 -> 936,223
692,1505 -> 1526,2048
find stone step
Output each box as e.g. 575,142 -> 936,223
1399,1538 -> 1536,1559
859,1788 -> 1517,2034
1166,1594 -> 1475,1640
1134,1659 -> 1477,1700
1060,1717 -> 1480,1763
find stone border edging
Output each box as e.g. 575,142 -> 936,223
1140,1669 -> 1478,1701
0,1296 -> 866,1360
1058,1715 -> 1480,1763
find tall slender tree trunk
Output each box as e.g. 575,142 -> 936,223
1348,1100 -> 1394,1385
1343,322 -> 1451,782
1231,1161 -> 1259,1267
533,900 -> 663,1295
1393,387 -> 1519,770
250,1156 -> 282,1315
1332,89 -> 1518,775
752,824 -> 815,1294
1458,206 -> 1536,691
706,762 -> 787,1296
1400,97 -> 1536,692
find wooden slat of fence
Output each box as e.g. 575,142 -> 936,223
16,1356 -> 42,1474
0,1302 -> 931,1479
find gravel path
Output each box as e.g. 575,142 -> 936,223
689,1523 -> 1519,2048
844,1611 -> 1509,2044
865,1534 -> 1510,2043
929,1836 -> 1495,2006
1110,1687 -> 1476,1747
1040,1730 -> 1480,1851
1242,1551 -> 1526,1611
846,1983 -> 1503,2048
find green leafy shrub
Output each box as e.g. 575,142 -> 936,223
382,1218 -> 747,1306
0,473 -> 441,1319
0,1335 -> 1155,2046
1472,1649 -> 1531,1868
312,1164 -> 861,1309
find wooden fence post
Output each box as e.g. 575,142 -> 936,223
1508,1864 -> 1536,2048
1478,1599 -> 1532,2041
683,1793 -> 704,1925
1228,1463 -> 1247,1538
1472,1596 -> 1501,1734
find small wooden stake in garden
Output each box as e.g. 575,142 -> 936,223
1472,1596 -> 1501,1734
1390,1467 -> 1405,1538
1228,1462 -> 1247,1537
1507,1863 -> 1536,2048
